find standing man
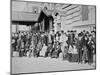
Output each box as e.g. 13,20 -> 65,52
87,35 -> 94,65
77,33 -> 83,63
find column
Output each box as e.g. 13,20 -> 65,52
39,23 -> 41,31
16,23 -> 18,33
49,19 -> 53,31
42,19 -> 45,32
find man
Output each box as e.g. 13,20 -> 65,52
61,31 -> 67,58
77,33 -> 83,63
12,33 -> 16,57
87,35 -> 94,65
20,41 -> 25,57
91,31 -> 96,63
14,33 -> 18,51
67,31 -> 74,48
81,34 -> 89,63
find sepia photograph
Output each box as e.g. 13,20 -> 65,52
11,0 -> 96,74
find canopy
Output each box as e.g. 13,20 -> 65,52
12,11 -> 39,22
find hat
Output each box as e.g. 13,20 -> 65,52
78,33 -> 82,37
89,34 -> 92,37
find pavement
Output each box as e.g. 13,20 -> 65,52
11,57 -> 96,74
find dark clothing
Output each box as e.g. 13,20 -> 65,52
87,40 -> 94,64
34,35 -> 38,46
23,35 -> 26,46
81,36 -> 89,47
77,39 -> 83,63
51,34 -> 55,45
45,45 -> 52,57
68,34 -> 74,48
44,35 -> 48,46
51,44 -> 61,58
14,37 -> 18,51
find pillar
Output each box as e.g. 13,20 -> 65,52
16,23 -> 18,33
42,19 -> 45,32
49,19 -> 53,31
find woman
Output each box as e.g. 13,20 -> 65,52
40,44 -> 47,57
28,41 -> 35,57
20,42 -> 25,57
82,46 -> 88,64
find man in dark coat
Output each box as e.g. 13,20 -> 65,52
77,33 -> 83,63
87,35 -> 94,65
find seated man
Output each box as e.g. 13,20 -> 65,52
63,45 -> 69,60
51,41 -> 61,58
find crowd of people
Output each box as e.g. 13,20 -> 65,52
11,29 -> 96,65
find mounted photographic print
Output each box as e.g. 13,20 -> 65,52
11,0 -> 96,74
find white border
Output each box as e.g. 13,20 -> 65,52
0,0 -> 100,75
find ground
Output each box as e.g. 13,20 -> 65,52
11,57 -> 96,74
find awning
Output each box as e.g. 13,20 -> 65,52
12,11 -> 40,22
38,10 -> 53,22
